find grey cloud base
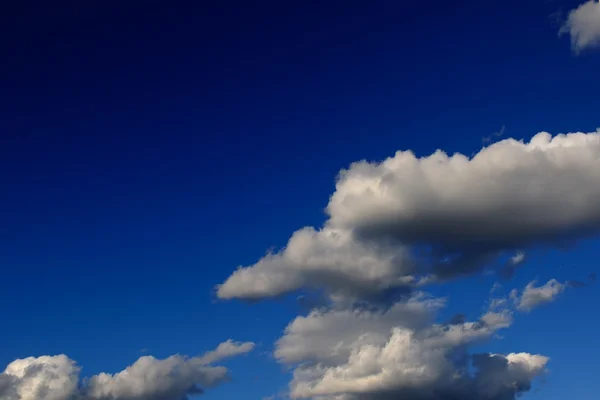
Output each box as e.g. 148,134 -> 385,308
0,340 -> 254,400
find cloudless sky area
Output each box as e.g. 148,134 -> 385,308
1,0 -> 599,399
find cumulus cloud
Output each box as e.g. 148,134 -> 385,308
217,227 -> 414,301
514,279 -> 566,312
280,293 -> 544,400
0,355 -> 79,400
219,130 -> 600,301
218,129 -> 595,399
0,340 -> 254,400
559,0 -> 600,54
275,293 -> 445,366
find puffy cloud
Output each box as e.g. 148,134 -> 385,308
219,130 -> 600,301
559,0 -> 600,54
275,293 -> 445,366
282,293 -> 543,400
217,227 -> 414,301
327,131 -> 600,251
515,279 -> 566,312
85,355 -> 228,400
0,355 -> 79,400
0,340 -> 254,400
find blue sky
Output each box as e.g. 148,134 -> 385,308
1,1 -> 600,399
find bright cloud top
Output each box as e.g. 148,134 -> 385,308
0,340 -> 254,400
218,130 -> 600,301
560,0 -> 600,53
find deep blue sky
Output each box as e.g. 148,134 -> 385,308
1,1 -> 599,399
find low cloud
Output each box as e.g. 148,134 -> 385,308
218,130 -> 600,302
559,0 -> 600,53
0,340 -> 254,400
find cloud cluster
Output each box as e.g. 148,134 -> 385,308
217,129 -> 598,399
218,130 -> 600,301
282,293 -> 544,400
0,340 -> 254,400
559,0 -> 600,54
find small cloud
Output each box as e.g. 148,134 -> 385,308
510,251 -> 526,266
559,0 -> 600,54
197,340 -> 255,365
482,125 -> 506,144
515,279 -> 566,312
499,251 -> 526,280
490,282 -> 503,294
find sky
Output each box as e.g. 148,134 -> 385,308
1,0 -> 600,399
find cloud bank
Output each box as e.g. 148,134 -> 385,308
218,130 -> 600,302
560,0 -> 600,54
0,340 -> 254,400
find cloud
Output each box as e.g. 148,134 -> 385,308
514,279 -> 566,312
218,130 -> 600,301
275,293 -> 444,366
196,340 -> 256,365
0,355 -> 79,400
482,125 -> 506,144
0,340 -> 254,400
509,252 -> 525,266
280,293 -> 544,400
499,251 -> 527,280
217,226 -> 414,301
559,0 -> 600,54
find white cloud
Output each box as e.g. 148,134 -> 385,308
515,279 -> 566,312
281,294 -> 542,400
559,0 -> 600,53
1,355 -> 79,400
217,226 -> 414,301
219,130 -> 600,301
275,293 -> 444,366
510,252 -> 525,266
0,340 -> 254,400
196,340 -> 256,365
327,131 -> 600,249
218,129 -> 594,399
